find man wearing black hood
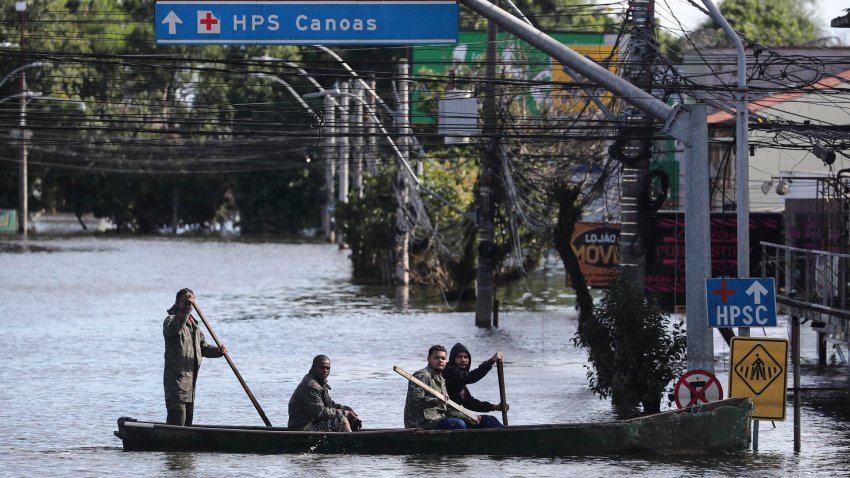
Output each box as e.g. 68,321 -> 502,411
288,355 -> 361,432
444,343 -> 508,428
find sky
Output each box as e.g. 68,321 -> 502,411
653,0 -> 850,45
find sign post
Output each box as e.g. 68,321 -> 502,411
154,0 -> 459,45
729,337 -> 788,421
706,278 -> 777,328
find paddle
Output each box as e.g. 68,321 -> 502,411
496,359 -> 508,426
192,302 -> 273,427
393,366 -> 479,422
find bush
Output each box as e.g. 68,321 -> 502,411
573,269 -> 687,414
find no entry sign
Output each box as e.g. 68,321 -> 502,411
674,370 -> 723,409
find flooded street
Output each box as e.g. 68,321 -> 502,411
1,236 -> 848,476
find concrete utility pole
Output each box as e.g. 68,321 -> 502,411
475,17 -> 498,328
460,0 -> 714,371
337,80 -> 350,246
366,78 -> 377,174
323,95 -> 336,242
395,59 -> 410,286
18,68 -> 28,235
616,0 -> 657,289
352,81 -> 364,197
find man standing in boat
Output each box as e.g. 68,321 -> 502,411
443,343 -> 506,428
288,355 -> 362,432
404,345 -> 480,429
163,288 -> 227,426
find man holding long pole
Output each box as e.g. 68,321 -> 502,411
162,288 -> 228,426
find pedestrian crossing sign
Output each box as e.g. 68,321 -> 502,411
729,337 -> 788,420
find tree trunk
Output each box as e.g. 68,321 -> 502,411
553,186 -> 593,325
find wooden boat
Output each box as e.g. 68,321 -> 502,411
114,397 -> 752,456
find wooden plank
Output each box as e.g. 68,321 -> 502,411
393,366 -> 478,421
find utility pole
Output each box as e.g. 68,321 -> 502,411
366,77 -> 377,174
17,0 -> 27,236
18,69 -> 28,236
337,80 -> 350,247
395,59 -> 410,287
475,18 -> 498,327
352,81 -> 364,197
616,0 -> 657,290
323,95 -> 336,242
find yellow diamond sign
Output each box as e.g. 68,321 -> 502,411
729,337 -> 788,420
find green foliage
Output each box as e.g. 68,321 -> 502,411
335,164 -> 397,282
690,0 -> 820,47
0,0 -> 319,234
572,270 -> 687,413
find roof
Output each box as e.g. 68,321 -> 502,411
707,68 -> 850,124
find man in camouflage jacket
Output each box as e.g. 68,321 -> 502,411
404,345 -> 478,429
163,288 -> 227,426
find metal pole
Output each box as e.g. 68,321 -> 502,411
337,80 -> 350,247
395,60 -> 410,287
476,16 -> 497,328
700,0 -> 750,336
683,103 -> 715,373
323,95 -> 336,243
793,314 -> 801,452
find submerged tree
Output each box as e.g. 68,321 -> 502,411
572,270 -> 687,415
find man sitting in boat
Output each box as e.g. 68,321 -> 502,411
404,345 -> 480,429
163,288 -> 228,426
443,343 -> 506,428
288,355 -> 361,432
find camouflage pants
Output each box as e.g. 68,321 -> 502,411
310,415 -> 346,432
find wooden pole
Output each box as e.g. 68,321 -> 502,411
497,359 -> 508,425
393,366 -> 478,421
192,303 -> 272,427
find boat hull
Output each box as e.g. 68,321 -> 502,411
115,397 -> 752,456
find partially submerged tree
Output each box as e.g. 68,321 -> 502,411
573,270 -> 687,415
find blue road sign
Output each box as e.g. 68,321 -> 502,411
706,278 -> 777,327
155,1 -> 459,45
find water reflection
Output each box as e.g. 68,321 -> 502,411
163,452 -> 196,472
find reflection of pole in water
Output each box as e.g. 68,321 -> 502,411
750,353 -> 766,380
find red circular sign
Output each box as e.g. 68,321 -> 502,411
674,369 -> 723,409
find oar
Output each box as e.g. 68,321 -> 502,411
192,302 -> 273,427
497,359 -> 508,426
393,366 -> 479,421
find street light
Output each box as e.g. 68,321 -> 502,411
1,69 -> 85,235
250,72 -> 317,121
303,86 -> 419,184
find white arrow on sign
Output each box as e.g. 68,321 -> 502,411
746,281 -> 769,305
162,11 -> 183,35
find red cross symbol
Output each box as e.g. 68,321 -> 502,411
200,12 -> 218,31
712,279 -> 735,304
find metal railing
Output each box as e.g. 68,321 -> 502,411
760,241 -> 850,342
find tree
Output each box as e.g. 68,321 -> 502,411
572,270 -> 687,415
688,0 -> 821,47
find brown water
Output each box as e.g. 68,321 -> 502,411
1,236 -> 848,477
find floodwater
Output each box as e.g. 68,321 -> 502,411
0,236 -> 848,477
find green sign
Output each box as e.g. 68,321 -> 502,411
412,31 -> 617,124
0,209 -> 17,233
